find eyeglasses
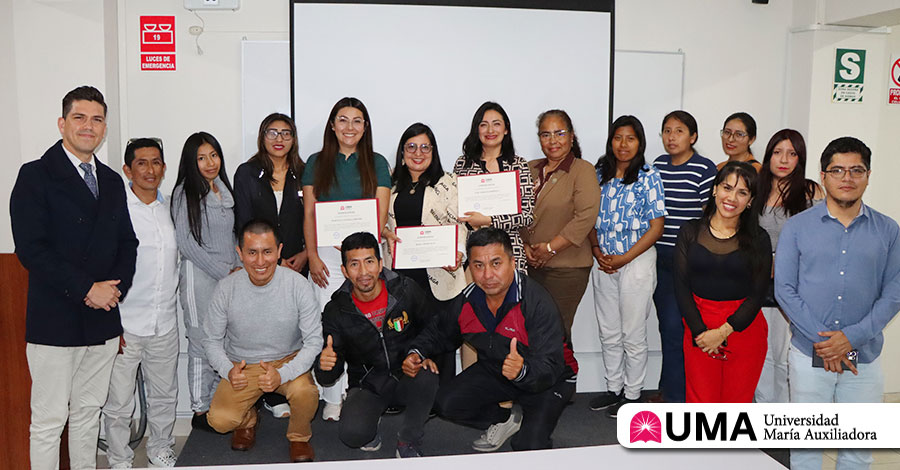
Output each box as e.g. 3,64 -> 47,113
126,137 -> 164,153
538,130 -> 569,141
264,129 -> 294,141
720,129 -> 749,140
404,142 -> 432,154
335,116 -> 366,129
823,166 -> 868,179
710,347 -> 731,361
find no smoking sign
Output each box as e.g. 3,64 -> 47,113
890,55 -> 900,104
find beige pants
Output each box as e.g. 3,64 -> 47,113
207,352 -> 319,442
27,337 -> 119,470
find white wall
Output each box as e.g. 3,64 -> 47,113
2,0 -> 898,400
616,0 -> 794,164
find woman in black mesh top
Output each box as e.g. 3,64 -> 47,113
674,161 -> 771,402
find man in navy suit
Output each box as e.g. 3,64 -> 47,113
9,86 -> 138,469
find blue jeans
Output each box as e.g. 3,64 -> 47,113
789,345 -> 883,470
653,246 -> 685,402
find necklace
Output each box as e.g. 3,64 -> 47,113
708,222 -> 736,239
409,180 -> 421,195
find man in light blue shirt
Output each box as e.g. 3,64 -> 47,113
776,136 -> 900,470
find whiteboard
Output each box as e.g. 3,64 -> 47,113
241,41 -> 684,167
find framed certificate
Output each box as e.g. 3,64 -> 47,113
314,198 -> 380,247
457,170 -> 522,217
392,225 -> 458,270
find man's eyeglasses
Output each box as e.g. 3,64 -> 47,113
265,129 -> 294,141
823,167 -> 868,179
126,137 -> 163,152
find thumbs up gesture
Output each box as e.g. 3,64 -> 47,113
229,360 -> 248,391
319,335 -> 337,371
258,360 -> 282,392
502,337 -> 524,380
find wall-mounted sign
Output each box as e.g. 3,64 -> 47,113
833,48 -> 865,103
889,55 -> 900,105
140,16 -> 176,71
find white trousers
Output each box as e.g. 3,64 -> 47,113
591,247 -> 657,400
102,328 -> 179,467
754,306 -> 791,403
27,337 -> 118,470
314,246 -> 348,405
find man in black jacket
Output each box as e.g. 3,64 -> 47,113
315,232 -> 439,458
406,227 -> 578,452
10,86 -> 138,469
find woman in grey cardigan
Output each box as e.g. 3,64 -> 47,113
171,132 -> 240,429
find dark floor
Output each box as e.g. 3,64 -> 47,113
176,391 -> 790,467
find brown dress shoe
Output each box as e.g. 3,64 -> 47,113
290,441 -> 315,462
231,425 -> 256,451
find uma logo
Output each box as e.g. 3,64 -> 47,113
666,412 -> 757,441
630,411 -> 662,443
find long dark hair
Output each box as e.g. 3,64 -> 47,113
701,161 -> 765,274
536,109 -> 582,158
172,132 -> 234,245
392,122 -> 445,193
754,129 -> 819,217
461,101 -> 516,168
313,97 -> 376,198
596,115 -> 648,186
251,112 -> 304,184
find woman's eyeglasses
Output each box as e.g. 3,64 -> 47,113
265,129 -> 294,141
405,143 -> 432,154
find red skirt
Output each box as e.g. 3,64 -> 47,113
683,295 -> 767,403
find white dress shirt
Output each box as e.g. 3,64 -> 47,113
119,185 -> 179,336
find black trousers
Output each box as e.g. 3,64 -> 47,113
435,362 -> 575,450
339,370 -> 439,447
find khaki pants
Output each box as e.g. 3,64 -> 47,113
27,337 -> 118,470
207,352 -> 319,442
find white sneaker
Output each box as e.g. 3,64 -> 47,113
264,401 -> 291,418
322,402 -> 342,421
472,406 -> 522,452
110,463 -> 133,469
148,448 -> 177,467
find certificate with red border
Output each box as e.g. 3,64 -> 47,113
392,225 -> 457,269
314,198 -> 379,247
457,170 -> 522,216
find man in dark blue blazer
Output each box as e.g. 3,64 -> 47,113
9,86 -> 138,470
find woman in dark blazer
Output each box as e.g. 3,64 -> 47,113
234,113 -> 307,272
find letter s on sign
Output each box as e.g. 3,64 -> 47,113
840,52 -> 861,81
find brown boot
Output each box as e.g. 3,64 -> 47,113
231,409 -> 258,451
289,441 -> 315,462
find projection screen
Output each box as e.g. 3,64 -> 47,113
291,1 -> 615,168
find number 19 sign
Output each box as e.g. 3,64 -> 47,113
140,16 -> 176,71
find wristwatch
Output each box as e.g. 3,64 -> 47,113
546,242 -> 557,255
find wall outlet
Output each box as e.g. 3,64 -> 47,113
183,0 -> 240,11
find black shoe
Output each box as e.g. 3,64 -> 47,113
385,406 -> 404,415
192,412 -> 215,433
607,397 -> 639,418
589,391 -> 622,411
